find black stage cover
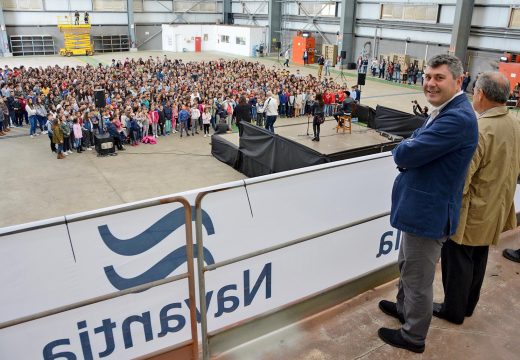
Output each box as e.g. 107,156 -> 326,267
212,122 -> 330,178
356,104 -> 376,126
211,133 -> 238,168
371,105 -> 425,138
237,123 -> 330,177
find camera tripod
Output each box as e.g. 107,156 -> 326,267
334,62 -> 349,86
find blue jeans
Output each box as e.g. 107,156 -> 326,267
37,115 -> 46,131
279,104 -> 286,117
265,115 -> 277,133
324,104 -> 332,116
251,106 -> 257,120
29,115 -> 37,135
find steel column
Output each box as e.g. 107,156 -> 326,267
449,0 -> 474,69
339,0 -> 356,64
0,1 -> 11,57
268,0 -> 282,53
127,0 -> 138,50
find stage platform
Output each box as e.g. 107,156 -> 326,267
212,120 -> 400,177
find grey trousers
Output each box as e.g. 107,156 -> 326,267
396,232 -> 447,345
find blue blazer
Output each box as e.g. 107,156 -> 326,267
390,94 -> 478,239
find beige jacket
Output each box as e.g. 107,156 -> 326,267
451,106 -> 520,246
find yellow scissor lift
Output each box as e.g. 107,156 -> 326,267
57,16 -> 93,56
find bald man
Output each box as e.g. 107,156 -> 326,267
433,72 -> 520,324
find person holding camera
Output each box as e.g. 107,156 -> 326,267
412,100 -> 429,118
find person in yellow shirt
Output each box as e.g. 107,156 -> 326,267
41,85 -> 50,96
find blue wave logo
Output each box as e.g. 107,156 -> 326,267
99,206 -> 216,290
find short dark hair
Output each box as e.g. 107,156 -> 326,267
475,72 -> 510,104
426,54 -> 463,79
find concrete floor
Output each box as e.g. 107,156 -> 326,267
215,228 -> 520,360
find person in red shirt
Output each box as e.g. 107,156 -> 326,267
323,91 -> 333,117
337,90 -> 346,104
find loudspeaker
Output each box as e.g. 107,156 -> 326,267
340,50 -> 346,59
357,72 -> 366,86
94,89 -> 105,108
95,133 -> 115,156
275,41 -> 281,49
347,62 -> 357,70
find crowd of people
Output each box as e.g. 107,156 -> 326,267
0,56 -> 356,159
370,58 -> 424,85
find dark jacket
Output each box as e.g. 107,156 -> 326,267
390,94 -> 478,238
158,109 -> 165,124
163,106 -> 172,120
107,122 -> 119,137
233,104 -> 252,124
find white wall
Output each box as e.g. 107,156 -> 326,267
162,24 -> 265,56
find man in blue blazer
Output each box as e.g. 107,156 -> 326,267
377,54 -> 478,353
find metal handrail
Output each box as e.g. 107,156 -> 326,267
194,187 -> 391,360
0,272 -> 188,330
1,196 -> 199,360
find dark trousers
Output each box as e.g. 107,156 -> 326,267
114,136 -> 123,150
63,136 -> 70,152
265,115 -> 276,133
15,111 -> 23,126
82,129 -> 92,148
48,134 -> 55,152
312,122 -> 320,139
159,122 -> 165,135
441,239 -> 489,324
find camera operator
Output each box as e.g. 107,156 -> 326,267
412,100 -> 429,118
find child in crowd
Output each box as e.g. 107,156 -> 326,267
178,104 -> 190,137
72,118 -> 83,153
52,119 -> 65,159
202,107 -> 211,137
171,101 -> 178,134
148,104 -> 159,138
128,115 -> 140,146
82,114 -> 93,150
45,113 -> 55,153
190,104 -> 200,136
60,115 -> 72,155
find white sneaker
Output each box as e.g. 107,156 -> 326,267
68,150 -> 73,154
36,133 -> 40,136
86,147 -> 92,151
64,152 -> 69,156
30,135 -> 34,138
204,134 -> 207,137
42,131 -> 48,135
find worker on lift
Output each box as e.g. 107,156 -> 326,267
84,12 -> 89,24
74,11 -> 80,25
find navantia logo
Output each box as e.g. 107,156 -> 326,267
98,207 -> 215,290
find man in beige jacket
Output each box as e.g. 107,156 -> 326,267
433,72 -> 520,324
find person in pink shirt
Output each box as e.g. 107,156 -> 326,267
72,118 -> 83,153
148,103 -> 159,138
171,101 -> 178,134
